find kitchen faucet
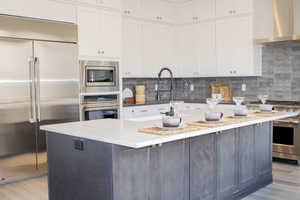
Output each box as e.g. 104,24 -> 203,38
156,67 -> 174,102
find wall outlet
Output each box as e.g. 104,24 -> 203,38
242,84 -> 247,92
190,84 -> 194,92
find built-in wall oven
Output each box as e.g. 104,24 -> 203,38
273,118 -> 300,162
80,94 -> 120,121
80,60 -> 119,93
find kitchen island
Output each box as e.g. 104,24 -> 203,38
41,108 -> 298,200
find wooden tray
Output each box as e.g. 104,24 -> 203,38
138,126 -> 203,135
188,120 -> 236,127
252,111 -> 287,117
188,116 -> 256,127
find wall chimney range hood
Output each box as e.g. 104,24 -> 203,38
255,0 -> 300,44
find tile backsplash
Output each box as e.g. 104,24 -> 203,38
123,41 -> 300,102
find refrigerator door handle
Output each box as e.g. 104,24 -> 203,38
34,57 -> 41,122
29,57 -> 37,123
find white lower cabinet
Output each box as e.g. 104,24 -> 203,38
77,6 -> 122,60
122,104 -> 169,119
216,16 -> 254,76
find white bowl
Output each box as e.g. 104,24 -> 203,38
234,108 -> 249,116
259,104 -> 273,112
205,112 -> 223,121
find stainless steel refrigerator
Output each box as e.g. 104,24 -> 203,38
0,38 -> 79,184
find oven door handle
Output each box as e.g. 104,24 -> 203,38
83,107 -> 119,112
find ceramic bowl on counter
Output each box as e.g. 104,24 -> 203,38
259,104 -> 273,112
162,115 -> 182,128
234,106 -> 249,117
205,112 -> 223,122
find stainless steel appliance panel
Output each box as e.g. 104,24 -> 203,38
34,41 -> 79,123
0,39 -> 35,156
80,60 -> 119,93
0,39 -> 41,184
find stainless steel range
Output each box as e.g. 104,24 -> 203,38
248,101 -> 300,163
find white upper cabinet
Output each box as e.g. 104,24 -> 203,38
176,25 -> 199,77
122,18 -> 143,77
196,22 -> 217,76
142,22 -> 176,77
101,11 -> 122,59
140,0 -> 176,23
77,7 -> 101,58
77,0 -> 121,9
122,0 -> 141,16
0,0 -> 76,23
77,7 -> 122,60
176,22 -> 217,77
177,0 -> 215,23
216,16 -> 254,76
101,0 -> 121,9
216,0 -> 253,18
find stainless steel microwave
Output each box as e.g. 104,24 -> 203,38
80,60 -> 119,93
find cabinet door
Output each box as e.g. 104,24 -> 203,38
190,134 -> 217,200
77,7 -> 101,58
113,147 -> 149,200
142,23 -> 175,77
216,16 -> 253,76
255,122 -> 272,178
176,25 -> 198,77
217,130 -> 239,199
216,0 -> 252,17
101,0 -> 121,9
149,140 -> 189,200
122,18 -> 143,77
122,0 -> 141,16
140,0 -> 175,22
216,0 -> 236,17
196,21 -> 217,77
234,0 -> 253,15
77,0 -> 97,4
100,10 -> 122,59
141,22 -> 160,77
193,0 -> 215,20
238,126 -> 256,191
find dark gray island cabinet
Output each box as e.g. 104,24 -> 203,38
46,122 -> 272,200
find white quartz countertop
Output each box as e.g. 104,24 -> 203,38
41,108 -> 298,149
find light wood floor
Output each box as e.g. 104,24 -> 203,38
0,162 -> 299,200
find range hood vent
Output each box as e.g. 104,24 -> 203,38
255,0 -> 300,44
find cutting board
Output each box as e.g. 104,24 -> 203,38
211,83 -> 232,103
